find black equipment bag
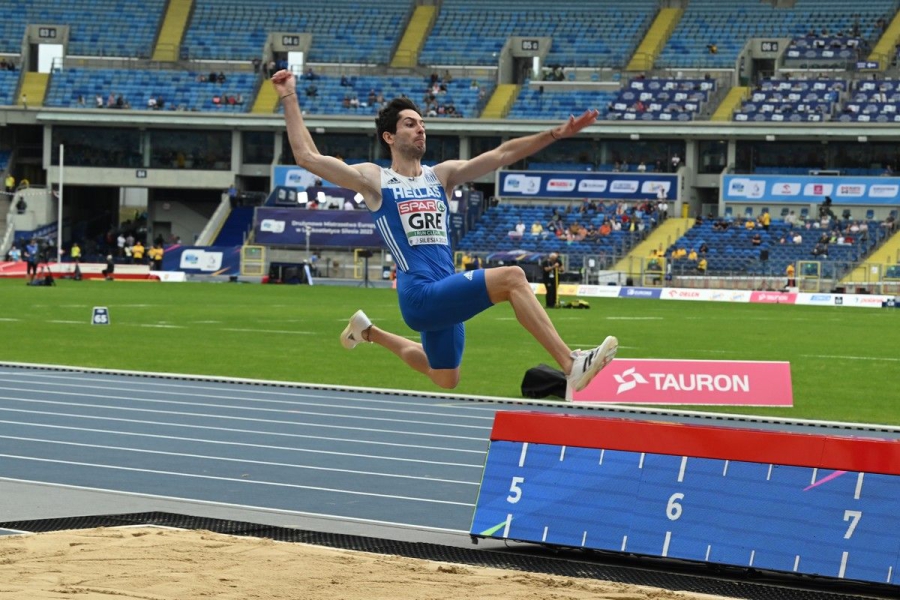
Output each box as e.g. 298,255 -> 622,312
521,363 -> 567,399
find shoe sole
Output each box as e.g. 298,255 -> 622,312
573,335 -> 618,392
340,310 -> 368,350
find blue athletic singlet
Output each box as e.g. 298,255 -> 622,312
369,166 -> 493,369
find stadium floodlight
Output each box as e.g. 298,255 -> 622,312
858,136 -> 868,143
765,134 -> 776,142
630,133 -> 640,140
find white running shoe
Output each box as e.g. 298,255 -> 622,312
340,310 -> 372,350
566,336 -> 618,392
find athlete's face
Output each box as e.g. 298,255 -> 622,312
390,109 -> 426,159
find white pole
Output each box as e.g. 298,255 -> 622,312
57,144 -> 64,264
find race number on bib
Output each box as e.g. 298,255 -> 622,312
397,199 -> 448,246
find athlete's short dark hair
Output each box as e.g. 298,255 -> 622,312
375,98 -> 421,158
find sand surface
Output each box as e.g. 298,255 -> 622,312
0,527 -> 736,600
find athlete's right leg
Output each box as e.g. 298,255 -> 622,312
484,266 -> 574,373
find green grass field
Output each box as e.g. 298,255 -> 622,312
0,278 -> 896,425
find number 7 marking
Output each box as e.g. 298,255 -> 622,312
843,510 -> 862,539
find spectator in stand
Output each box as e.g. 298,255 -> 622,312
752,232 -> 762,246
696,256 -> 707,274
132,240 -> 145,264
530,220 -> 544,237
671,154 -> 681,171
785,210 -> 796,226
148,243 -> 164,270
4,173 -> 14,195
758,209 -> 771,230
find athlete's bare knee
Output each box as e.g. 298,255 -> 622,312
430,369 -> 460,389
486,266 -> 528,303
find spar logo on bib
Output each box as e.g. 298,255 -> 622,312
398,199 -> 448,246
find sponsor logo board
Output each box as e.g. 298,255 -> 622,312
571,359 -> 793,406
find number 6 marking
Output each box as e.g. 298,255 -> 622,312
507,476 -> 525,504
667,493 -> 684,521
843,510 -> 862,539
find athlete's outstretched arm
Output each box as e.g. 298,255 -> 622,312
435,109 -> 599,190
271,70 -> 380,199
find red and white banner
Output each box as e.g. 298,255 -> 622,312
571,358 -> 793,406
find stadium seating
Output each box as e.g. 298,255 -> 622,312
658,0 -> 895,69
457,202 -> 653,269
837,78 -> 900,123
0,150 -> 10,172
420,0 -> 658,68
0,0 -> 165,58
734,77 -> 843,123
213,206 -> 255,246
0,71 -> 18,106
606,77 -> 716,122
283,75 -> 491,117
44,68 -> 255,112
182,0 -> 408,62
666,218 -> 886,276
506,84 -> 617,120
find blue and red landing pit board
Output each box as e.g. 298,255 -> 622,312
470,412 -> 900,586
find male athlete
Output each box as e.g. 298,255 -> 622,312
272,70 -> 617,392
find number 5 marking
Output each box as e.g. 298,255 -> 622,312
843,509 -> 862,539
507,477 -> 525,504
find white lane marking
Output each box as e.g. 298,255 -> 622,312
855,472 -> 864,500
621,535 -> 628,551
0,399 -> 486,442
518,443 -> 528,467
0,410 -> 486,454
794,555 -> 800,572
0,477 -> 464,535
639,453 -> 645,469
0,435 -> 477,485
598,449 -> 604,465
559,446 -> 566,461
221,328 -> 316,335
0,455 -> 473,506
662,531 -> 671,557
677,456 -> 687,482
722,460 -> 729,476
839,551 -> 849,578
801,354 -> 900,362
0,318 -> 21,322
705,545 -> 711,561
502,514 -> 512,538
139,324 -> 185,329
749,550 -> 755,566
810,468 -> 818,485
0,386 -> 491,431
581,531 -> 587,547
0,422 -> 483,468
605,316 -> 663,320
0,376 -> 496,422
48,320 -> 82,324
542,526 -> 548,542
767,464 -> 773,481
